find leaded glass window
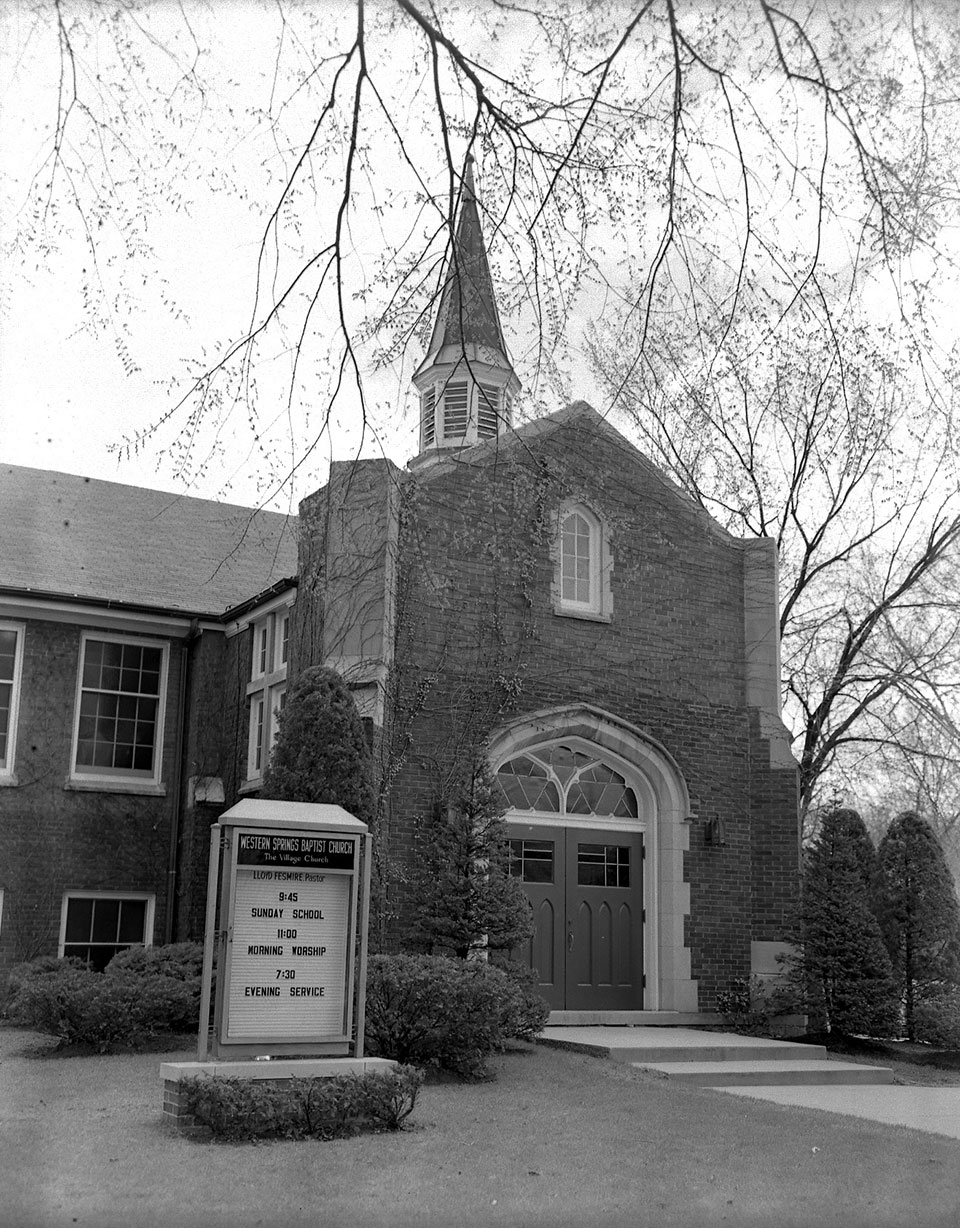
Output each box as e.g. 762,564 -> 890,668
496,743 -> 638,819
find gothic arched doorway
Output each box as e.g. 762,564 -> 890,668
490,706 -> 696,1014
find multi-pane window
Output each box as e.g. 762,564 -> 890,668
577,843 -> 631,888
0,623 -> 23,777
442,381 -> 469,436
561,511 -> 593,605
73,636 -> 166,782
509,839 -> 554,883
497,743 -> 638,819
246,606 -> 291,783
60,893 -> 153,971
556,503 -> 608,618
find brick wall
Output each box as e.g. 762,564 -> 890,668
370,414 -> 800,1007
0,618 -> 184,973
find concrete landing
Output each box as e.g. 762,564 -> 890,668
538,1025 -> 894,1088
541,1025 -> 825,1065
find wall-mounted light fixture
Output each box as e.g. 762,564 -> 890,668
704,817 -> 725,847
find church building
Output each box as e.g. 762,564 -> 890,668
0,160 -> 800,1018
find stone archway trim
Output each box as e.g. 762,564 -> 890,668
488,704 -> 698,1013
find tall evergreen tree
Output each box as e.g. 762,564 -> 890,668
790,807 -> 898,1036
878,811 -> 960,1040
828,807 -> 890,931
262,665 -> 374,826
409,760 -> 533,960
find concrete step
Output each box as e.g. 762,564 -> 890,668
548,1011 -> 722,1027
607,1041 -> 827,1064
540,1026 -> 828,1066
632,1059 -> 895,1087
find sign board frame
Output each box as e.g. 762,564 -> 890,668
198,800 -> 371,1061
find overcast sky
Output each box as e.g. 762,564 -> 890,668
2,1 -> 957,514
1,1 -> 432,510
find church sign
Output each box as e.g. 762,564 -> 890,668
199,800 -> 371,1060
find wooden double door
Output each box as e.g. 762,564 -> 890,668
508,823 -> 645,1010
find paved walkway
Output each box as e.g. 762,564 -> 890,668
719,1084 -> 960,1140
539,1026 -> 960,1140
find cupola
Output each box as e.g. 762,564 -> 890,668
410,156 -> 520,467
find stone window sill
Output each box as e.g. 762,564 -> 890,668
64,777 -> 166,797
552,604 -> 612,624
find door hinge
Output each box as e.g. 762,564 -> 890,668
641,844 -> 646,861
641,909 -> 646,923
642,975 -> 646,988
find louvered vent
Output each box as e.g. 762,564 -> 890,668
477,383 -> 499,438
442,381 -> 469,436
421,388 -> 436,447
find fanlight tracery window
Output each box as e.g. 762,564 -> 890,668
496,743 -> 638,819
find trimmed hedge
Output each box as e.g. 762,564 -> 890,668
180,1066 -> 423,1141
5,943 -> 203,1050
364,953 -> 549,1079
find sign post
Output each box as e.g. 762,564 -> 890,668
198,799 -> 371,1061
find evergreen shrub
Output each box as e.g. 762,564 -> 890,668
409,761 -> 533,959
879,811 -> 960,1039
715,976 -> 775,1035
786,807 -> 899,1036
364,953 -> 546,1079
6,943 -> 203,1049
491,957 -> 551,1041
4,955 -> 85,1013
912,988 -> 960,1050
180,1067 -> 423,1141
262,665 -> 375,824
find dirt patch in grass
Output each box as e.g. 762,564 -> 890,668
2,1024 -> 959,1228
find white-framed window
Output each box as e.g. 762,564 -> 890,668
0,621 -> 24,780
246,606 -> 291,783
71,634 -> 168,786
554,502 -> 612,620
59,892 -> 155,972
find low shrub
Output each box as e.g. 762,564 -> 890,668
5,943 -> 203,1050
364,953 -> 548,1079
11,965 -> 197,1051
913,988 -> 960,1049
180,1066 -> 423,1141
715,976 -> 776,1036
106,941 -> 203,982
490,957 -> 551,1041
4,955 -> 86,1016
106,942 -> 202,1032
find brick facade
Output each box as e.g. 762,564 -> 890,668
0,618 -> 182,964
0,406 -> 799,1013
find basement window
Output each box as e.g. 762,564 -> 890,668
60,892 -> 155,971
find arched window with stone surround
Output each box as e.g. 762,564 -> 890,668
554,502 -> 611,620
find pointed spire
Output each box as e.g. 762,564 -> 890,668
411,154 -> 519,467
422,154 -> 512,367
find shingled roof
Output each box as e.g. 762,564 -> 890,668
0,465 -> 298,618
418,156 -> 513,372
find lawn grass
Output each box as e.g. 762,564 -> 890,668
2,1024 -> 958,1228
